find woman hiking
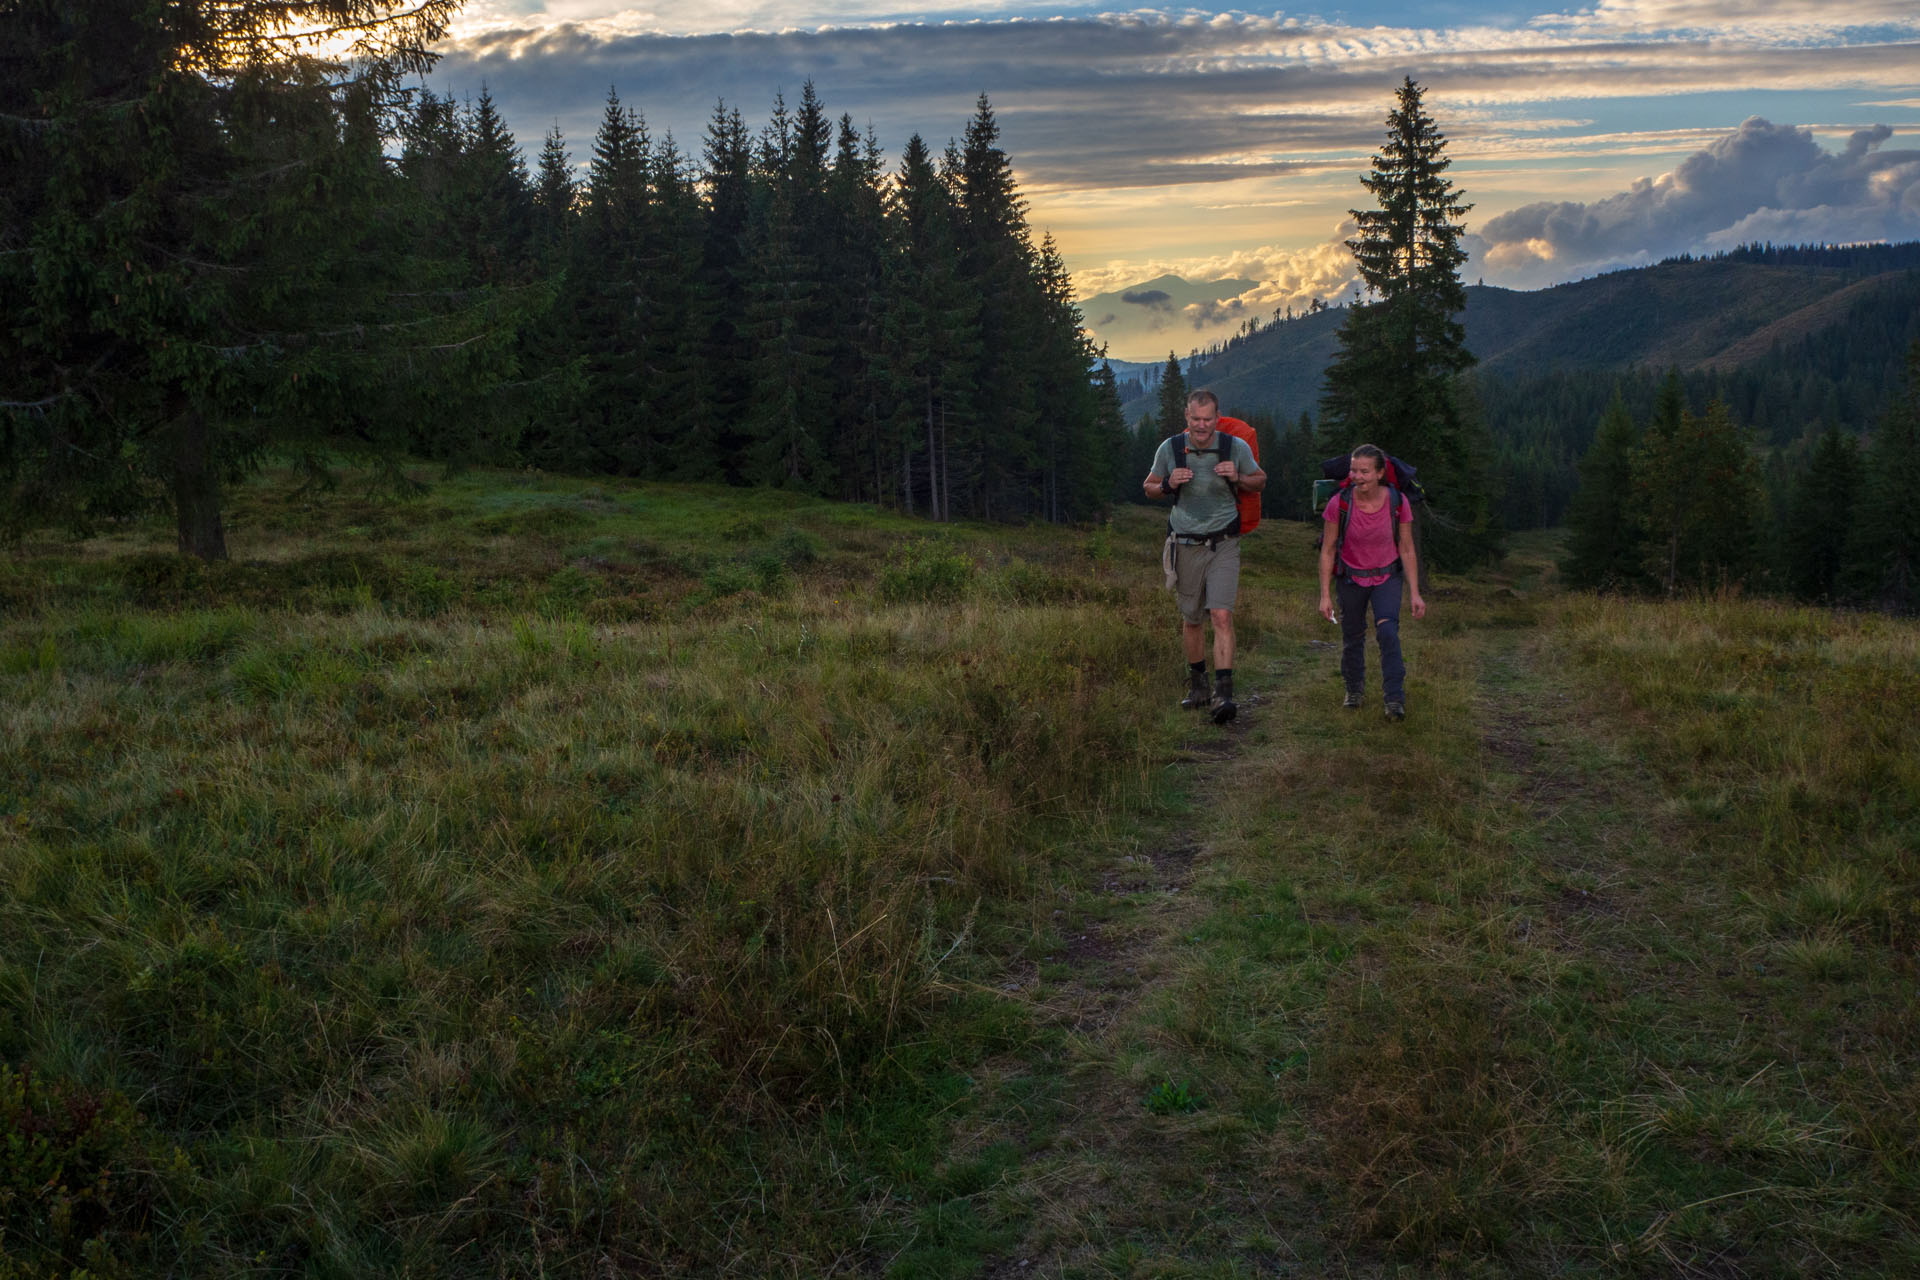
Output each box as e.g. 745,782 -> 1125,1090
1317,444 -> 1427,720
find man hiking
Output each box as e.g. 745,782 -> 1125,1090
1144,389 -> 1266,723
1318,443 -> 1426,720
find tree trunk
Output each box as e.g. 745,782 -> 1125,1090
925,388 -> 939,522
171,402 -> 227,562
938,400 -> 951,523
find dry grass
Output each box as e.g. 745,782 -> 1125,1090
7,492 -> 1918,1277
930,531 -> 1920,1278
0,466 -> 1170,1276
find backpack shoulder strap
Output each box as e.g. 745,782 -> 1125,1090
1172,432 -> 1188,471
1387,486 -> 1405,568
1335,486 -> 1404,571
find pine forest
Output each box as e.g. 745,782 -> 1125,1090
3,3 -> 1125,559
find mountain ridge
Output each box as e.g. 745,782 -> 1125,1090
1119,244 -> 1920,425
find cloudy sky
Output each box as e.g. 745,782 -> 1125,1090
427,2 -> 1920,359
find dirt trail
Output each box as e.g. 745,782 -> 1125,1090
959,703 -> 1268,1278
939,623 -> 1831,1278
952,630 -> 1658,1277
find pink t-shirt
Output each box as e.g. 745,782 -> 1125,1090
1324,489 -> 1411,587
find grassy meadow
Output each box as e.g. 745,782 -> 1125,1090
2,467 -> 1915,1277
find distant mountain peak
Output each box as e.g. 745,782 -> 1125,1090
1079,273 -> 1263,363
1119,241 -> 1920,420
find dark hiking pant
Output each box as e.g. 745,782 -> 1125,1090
1337,571 -> 1405,703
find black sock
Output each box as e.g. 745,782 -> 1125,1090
1214,667 -> 1232,684
1189,660 -> 1206,675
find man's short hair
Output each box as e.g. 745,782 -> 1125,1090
1187,389 -> 1220,411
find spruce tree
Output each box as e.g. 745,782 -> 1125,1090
565,88 -> 656,471
532,124 -> 577,252
585,89 -> 649,224
1126,412 -> 1162,504
952,94 -> 1040,519
742,91 -> 833,489
1635,385 -> 1764,593
1032,233 -> 1106,521
695,101 -> 756,459
1685,399 -> 1765,588
462,86 -> 532,278
1156,355 -> 1189,440
1320,76 -> 1498,567
824,115 -> 892,502
638,133 -> 702,441
1635,372 -> 1693,594
1561,389 -> 1649,591
1095,362 -> 1138,506
1,0 -> 473,557
1784,426 -> 1859,602
1266,410 -> 1319,521
514,123 -> 586,466
882,132 -> 977,520
1843,341 -> 1920,613
742,181 -> 832,489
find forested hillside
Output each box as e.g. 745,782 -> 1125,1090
3,3 -> 1125,555
1120,245 -> 1920,530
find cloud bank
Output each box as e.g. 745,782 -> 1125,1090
423,6 -> 1920,351
1476,118 -> 1920,285
432,11 -> 1920,196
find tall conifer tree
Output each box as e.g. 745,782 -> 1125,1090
1635,372 -> 1692,594
1635,384 -> 1763,592
695,101 -> 756,456
565,88 -> 657,470
1265,411 -> 1319,521
882,132 -> 975,519
532,124 -> 576,252
824,115 -> 892,501
1320,76 -> 1498,567
1843,341 -> 1920,612
462,86 -> 532,277
1561,389 -> 1649,591
1032,233 -> 1105,521
1156,354 -> 1189,440
1784,427 -> 1859,602
742,91 -> 832,488
1,0 -> 480,557
953,94 -> 1041,518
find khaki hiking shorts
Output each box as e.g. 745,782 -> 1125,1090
1173,536 -> 1240,624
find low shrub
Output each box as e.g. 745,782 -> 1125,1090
0,1064 -> 170,1279
878,539 -> 975,604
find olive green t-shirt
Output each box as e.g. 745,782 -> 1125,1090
1150,434 -> 1259,537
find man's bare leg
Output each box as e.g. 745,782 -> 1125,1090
1209,608 -> 1234,671
1208,608 -> 1238,722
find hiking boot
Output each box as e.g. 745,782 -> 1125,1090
1342,689 -> 1363,710
1211,676 -> 1237,724
1180,669 -> 1212,710
1384,700 -> 1406,721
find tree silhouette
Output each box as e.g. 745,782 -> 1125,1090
1320,77 -> 1498,567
